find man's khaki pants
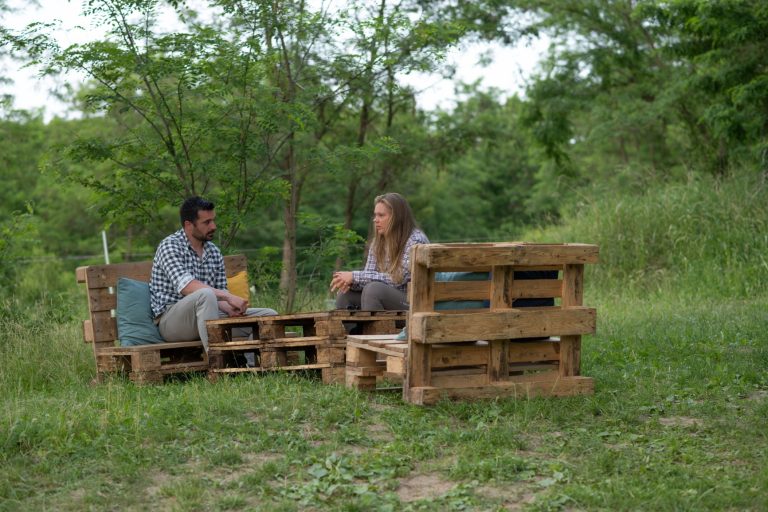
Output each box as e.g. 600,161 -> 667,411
158,288 -> 277,352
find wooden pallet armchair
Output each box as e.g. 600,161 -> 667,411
403,242 -> 599,405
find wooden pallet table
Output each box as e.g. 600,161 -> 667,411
206,310 -> 405,384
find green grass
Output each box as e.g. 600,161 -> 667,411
2,171 -> 767,510
1,292 -> 767,511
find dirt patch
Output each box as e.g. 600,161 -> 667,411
478,484 -> 539,511
659,416 -> 701,428
747,390 -> 768,401
368,400 -> 396,412
144,471 -> 173,499
366,422 -> 394,442
396,473 -> 456,502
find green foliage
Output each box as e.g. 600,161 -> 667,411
0,206 -> 39,292
7,0 -> 291,245
526,170 -> 768,299
654,0 -> 768,171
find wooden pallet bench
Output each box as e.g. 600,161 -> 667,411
76,254 -> 247,384
345,242 -> 599,405
206,310 -> 406,384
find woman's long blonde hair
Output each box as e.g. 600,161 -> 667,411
370,192 -> 417,284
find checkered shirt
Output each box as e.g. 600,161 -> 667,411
351,228 -> 429,291
149,229 -> 227,318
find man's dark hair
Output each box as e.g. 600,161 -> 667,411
180,196 -> 215,226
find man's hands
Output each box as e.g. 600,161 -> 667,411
219,292 -> 249,317
181,279 -> 249,317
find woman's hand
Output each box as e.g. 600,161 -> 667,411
330,271 -> 353,294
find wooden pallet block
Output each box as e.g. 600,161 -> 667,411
345,334 -> 407,390
345,335 -> 565,393
91,342 -> 209,383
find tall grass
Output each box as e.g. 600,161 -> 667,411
525,171 -> 768,299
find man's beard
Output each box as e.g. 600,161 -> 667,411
193,230 -> 215,243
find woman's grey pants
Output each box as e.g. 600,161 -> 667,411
335,281 -> 409,311
158,288 -> 277,352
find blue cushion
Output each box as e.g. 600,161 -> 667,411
116,278 -> 165,346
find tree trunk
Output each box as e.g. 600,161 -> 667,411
279,140 -> 298,313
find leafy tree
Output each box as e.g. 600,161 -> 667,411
5,0 -> 288,247
653,0 -> 768,174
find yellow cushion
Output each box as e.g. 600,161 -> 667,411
227,271 -> 250,300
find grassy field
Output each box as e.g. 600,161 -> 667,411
2,172 -> 767,510
1,290 -> 767,511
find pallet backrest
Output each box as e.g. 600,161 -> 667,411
407,243 -> 599,341
76,254 -> 247,345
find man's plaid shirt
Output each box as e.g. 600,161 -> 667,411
149,229 -> 227,318
351,229 -> 429,291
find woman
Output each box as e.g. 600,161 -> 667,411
330,192 -> 429,310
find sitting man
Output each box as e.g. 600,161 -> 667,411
150,196 -> 277,352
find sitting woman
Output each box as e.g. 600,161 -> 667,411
330,192 -> 429,310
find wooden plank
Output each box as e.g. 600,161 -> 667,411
346,373 -> 377,390
405,260 -> 435,398
434,280 -> 489,301
407,376 -> 595,405
432,265 -> 562,273
431,369 -> 488,388
489,265 -> 513,382
411,307 -> 596,343
508,340 -> 560,363
433,279 -> 562,302
76,266 -> 88,283
346,345 -> 378,366
346,365 -> 386,377
212,363 -> 330,373
84,261 -> 154,289
330,310 -> 407,319
90,311 -> 117,342
86,287 -> 116,312
262,336 -> 331,348
99,341 -> 204,355
560,264 -> 584,377
347,334 -> 400,342
386,356 -> 405,375
83,254 -> 247,289
346,341 -> 407,358
223,254 -> 247,275
413,243 -> 599,269
159,361 -> 209,373
431,344 -> 488,367
317,347 -> 346,365
321,366 -> 346,384
208,340 -> 263,349
82,320 -> 95,343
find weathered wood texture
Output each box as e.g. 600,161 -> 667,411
400,242 -> 598,405
75,255 -> 246,384
206,310 -> 405,384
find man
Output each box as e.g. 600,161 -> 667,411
150,196 -> 277,352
